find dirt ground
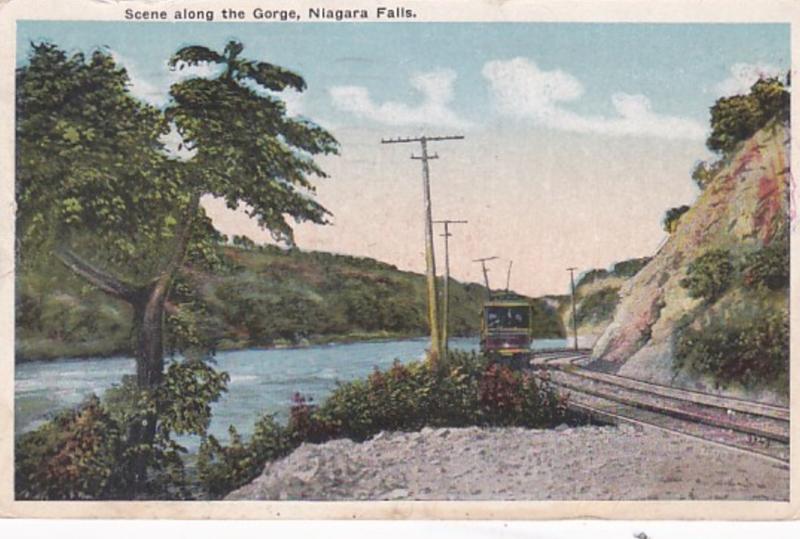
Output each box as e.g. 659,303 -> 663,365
226,424 -> 788,501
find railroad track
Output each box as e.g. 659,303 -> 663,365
529,350 -> 790,467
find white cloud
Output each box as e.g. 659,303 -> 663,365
111,50 -> 229,107
329,69 -> 471,128
109,51 -> 167,106
482,57 -> 706,141
278,89 -> 305,117
712,62 -> 785,97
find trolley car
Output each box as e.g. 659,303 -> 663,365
479,292 -> 534,367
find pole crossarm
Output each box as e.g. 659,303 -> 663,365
381,135 -> 465,144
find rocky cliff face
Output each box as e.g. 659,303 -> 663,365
592,121 -> 790,403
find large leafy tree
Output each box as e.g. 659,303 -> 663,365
16,41 -> 337,464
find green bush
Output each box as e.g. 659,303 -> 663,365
611,257 -> 651,278
197,351 -> 570,498
575,268 -> 609,288
707,77 -> 789,154
197,415 -> 292,498
674,301 -> 789,393
680,249 -> 734,301
691,161 -> 724,190
662,205 -> 690,234
742,241 -> 789,291
315,351 -> 568,437
16,357 -> 229,500
15,396 -> 124,500
575,287 -> 620,325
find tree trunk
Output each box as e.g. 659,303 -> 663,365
129,277 -> 172,492
134,277 -> 170,389
55,194 -> 200,493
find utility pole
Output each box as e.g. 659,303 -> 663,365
381,135 -> 464,361
567,267 -> 579,351
473,256 -> 499,294
433,219 -> 467,363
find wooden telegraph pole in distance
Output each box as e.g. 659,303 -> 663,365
381,135 -> 464,362
567,267 -> 579,350
433,219 -> 467,363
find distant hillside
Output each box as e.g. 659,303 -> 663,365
546,257 -> 651,348
593,120 -> 790,403
16,245 -> 563,361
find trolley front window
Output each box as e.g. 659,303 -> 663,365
485,306 -> 530,329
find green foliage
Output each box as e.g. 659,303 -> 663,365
16,42 -> 184,282
707,77 -> 790,154
575,268 -> 609,288
674,298 -> 789,393
16,39 -> 337,497
15,396 -> 123,500
741,241 -> 790,291
197,416 -> 292,498
610,257 -> 651,278
575,287 -> 620,325
575,257 -> 651,289
165,40 -> 338,245
679,249 -> 734,301
691,161 -> 723,190
231,235 -> 256,250
314,350 -> 568,437
157,360 -> 230,435
662,205 -> 691,234
529,299 -> 565,338
17,359 -> 228,500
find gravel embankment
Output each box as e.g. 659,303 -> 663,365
226,424 -> 788,501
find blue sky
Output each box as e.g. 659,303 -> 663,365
15,22 -> 792,295
17,22 -> 790,126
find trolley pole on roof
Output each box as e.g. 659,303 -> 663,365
505,260 -> 513,292
567,267 -> 579,350
434,219 -> 467,363
381,134 -> 464,362
473,256 -> 499,295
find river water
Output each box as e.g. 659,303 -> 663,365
15,337 -> 567,450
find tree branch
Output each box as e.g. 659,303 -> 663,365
54,247 -> 141,303
160,191 -> 202,279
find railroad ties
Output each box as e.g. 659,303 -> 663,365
530,350 -> 790,468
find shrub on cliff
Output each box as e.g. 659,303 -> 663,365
674,299 -> 789,393
662,205 -> 691,234
741,241 -> 790,291
707,76 -> 789,155
611,257 -> 651,278
575,287 -> 621,325
680,249 -> 734,302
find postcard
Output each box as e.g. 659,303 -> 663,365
0,0 -> 797,520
